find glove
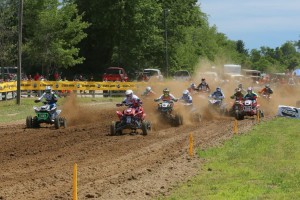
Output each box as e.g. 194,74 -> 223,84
154,98 -> 160,102
173,98 -> 178,102
34,99 -> 40,103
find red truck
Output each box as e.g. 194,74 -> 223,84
102,67 -> 128,82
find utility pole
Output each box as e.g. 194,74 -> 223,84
164,9 -> 169,78
17,0 -> 23,105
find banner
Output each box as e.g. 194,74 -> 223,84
277,105 -> 300,119
0,82 -> 17,92
1,81 -> 144,92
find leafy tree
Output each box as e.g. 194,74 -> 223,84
0,0 -> 18,67
23,0 -> 89,75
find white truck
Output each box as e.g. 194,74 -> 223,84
223,64 -> 241,74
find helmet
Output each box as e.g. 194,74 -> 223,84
238,83 -> 243,88
201,78 -> 205,82
125,89 -> 133,98
236,88 -> 242,93
146,86 -> 151,92
265,84 -> 270,88
190,83 -> 196,88
45,86 -> 52,93
183,90 -> 189,96
216,87 -> 221,92
247,87 -> 253,94
163,88 -> 170,96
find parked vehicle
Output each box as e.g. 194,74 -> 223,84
102,67 -> 128,97
173,70 -> 191,81
143,68 -> 164,81
102,67 -> 128,82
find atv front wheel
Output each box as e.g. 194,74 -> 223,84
174,114 -> 183,126
54,117 -> 61,129
110,121 -> 117,136
32,116 -> 40,128
60,117 -> 67,128
26,116 -> 32,128
141,121 -> 148,135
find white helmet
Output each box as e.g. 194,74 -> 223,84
45,86 -> 52,93
146,86 -> 151,92
125,89 -> 133,97
183,89 -> 189,95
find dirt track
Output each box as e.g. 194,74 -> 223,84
0,96 -> 266,200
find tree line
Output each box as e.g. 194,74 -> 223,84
0,0 -> 299,80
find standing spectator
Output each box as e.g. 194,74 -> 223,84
89,75 -> 95,97
34,72 -> 40,81
27,74 -> 33,97
54,71 -> 59,81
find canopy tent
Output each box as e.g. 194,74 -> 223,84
293,69 -> 300,76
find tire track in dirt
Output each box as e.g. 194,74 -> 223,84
0,100 -> 272,200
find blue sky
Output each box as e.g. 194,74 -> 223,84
199,0 -> 300,50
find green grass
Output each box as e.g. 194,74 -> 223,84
0,96 -> 122,123
163,117 -> 300,200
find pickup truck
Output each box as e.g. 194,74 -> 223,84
102,67 -> 128,82
143,68 -> 164,81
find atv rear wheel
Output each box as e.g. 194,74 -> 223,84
26,116 -> 32,128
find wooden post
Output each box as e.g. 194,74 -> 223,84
73,163 -> 77,200
189,133 -> 193,157
234,120 -> 238,134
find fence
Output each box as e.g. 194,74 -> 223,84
0,81 -> 147,100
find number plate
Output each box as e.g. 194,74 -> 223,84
244,106 -> 251,112
126,116 -> 131,123
37,113 -> 48,120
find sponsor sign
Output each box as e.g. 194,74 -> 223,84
277,105 -> 300,119
1,81 -> 140,91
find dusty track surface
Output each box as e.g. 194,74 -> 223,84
0,96 -> 267,200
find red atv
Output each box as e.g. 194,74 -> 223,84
233,98 -> 263,120
110,103 -> 151,135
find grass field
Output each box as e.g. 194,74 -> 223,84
163,117 -> 300,200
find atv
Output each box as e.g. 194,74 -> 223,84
110,103 -> 151,136
26,101 -> 66,129
155,100 -> 183,126
179,101 -> 202,122
207,96 -> 228,115
231,99 -> 264,120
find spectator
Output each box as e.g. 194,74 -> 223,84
34,72 -> 40,81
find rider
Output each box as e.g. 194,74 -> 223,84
209,86 -> 225,100
196,78 -> 210,92
180,90 -> 192,104
238,83 -> 247,93
34,86 -> 59,120
142,86 -> 156,96
155,88 -> 178,102
244,87 -> 258,101
258,84 -> 273,97
230,88 -> 244,101
187,83 -> 197,93
121,90 -> 142,109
